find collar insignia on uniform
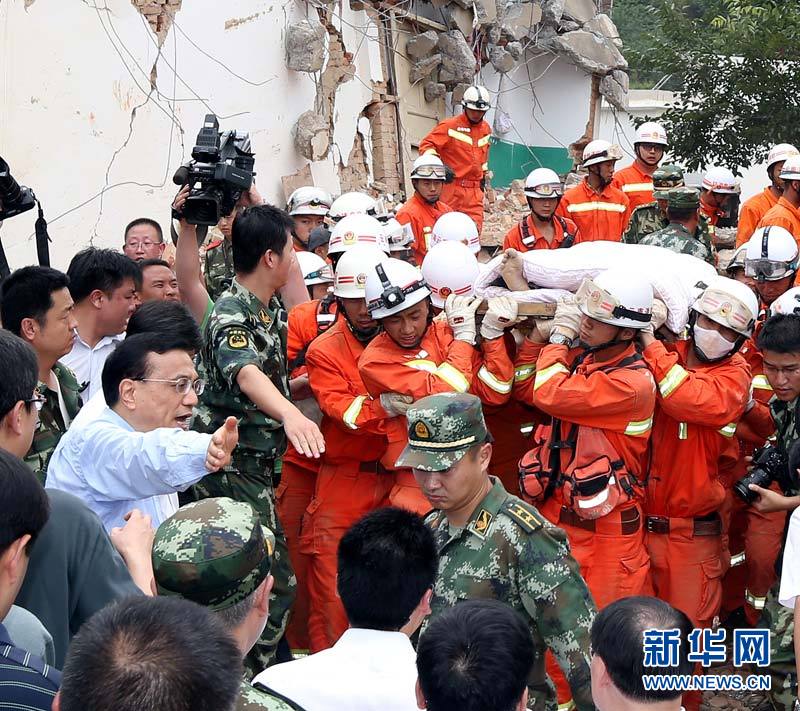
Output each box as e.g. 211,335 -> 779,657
258,309 -> 271,326
414,421 -> 431,439
473,509 -> 493,536
227,329 -> 249,349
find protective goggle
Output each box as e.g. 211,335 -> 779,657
527,182 -> 562,197
576,278 -> 651,324
744,258 -> 797,281
305,266 -> 334,282
587,145 -> 624,163
466,100 -> 490,110
693,288 -> 754,333
412,165 -> 448,180
295,198 -> 331,209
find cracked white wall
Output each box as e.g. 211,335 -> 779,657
0,0 -> 385,269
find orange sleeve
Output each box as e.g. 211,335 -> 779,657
642,341 -> 750,428
531,344 -> 654,431
503,223 -> 522,250
512,337 -> 545,404
736,201 -> 760,246
469,336 -> 514,406
758,212 -> 795,233
306,340 -> 388,435
287,302 -> 318,375
735,400 -> 775,444
418,121 -> 449,157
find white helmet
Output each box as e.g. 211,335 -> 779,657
576,267 -> 653,330
701,167 -> 738,194
523,168 -> 562,199
582,140 -> 623,168
421,242 -> 480,308
333,244 -> 388,299
692,275 -> 758,337
382,218 -> 415,252
365,258 -> 430,319
767,144 -> 800,171
287,186 -> 332,217
328,214 -> 390,256
431,212 -> 480,254
725,244 -> 748,276
328,192 -> 378,222
744,226 -> 799,281
780,156 -> 800,181
634,122 -> 669,147
770,287 -> 800,316
462,85 -> 491,111
410,154 -> 448,181
297,251 -> 333,286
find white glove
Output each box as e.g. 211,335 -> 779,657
551,296 -> 582,340
480,296 -> 519,340
445,294 -> 482,344
640,299 -> 668,336
531,318 -> 554,342
380,392 -> 414,417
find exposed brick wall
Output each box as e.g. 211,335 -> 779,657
131,0 -> 182,44
367,100 -> 402,195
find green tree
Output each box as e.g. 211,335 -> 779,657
629,0 -> 800,172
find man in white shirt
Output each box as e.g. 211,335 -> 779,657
254,507 -> 437,711
62,248 -> 140,401
47,332 -> 238,530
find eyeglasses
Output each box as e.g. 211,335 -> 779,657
133,377 -> 206,396
126,240 -> 162,250
745,258 -> 797,281
25,394 -> 46,412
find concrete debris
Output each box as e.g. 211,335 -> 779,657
499,1 -> 543,40
540,0 -> 565,27
474,0 -> 498,27
562,0 -> 597,24
490,45 -> 517,73
480,179 -> 529,247
560,19 -> 581,31
437,30 -> 477,87
293,110 -> 330,161
285,20 -> 326,73
451,82 -> 471,103
506,40 -> 523,59
545,29 -> 627,74
599,70 -> 628,111
409,53 -> 443,83
405,30 -> 439,59
584,13 -> 622,47
424,81 -> 447,102
449,0 -> 475,9
487,23 -> 503,44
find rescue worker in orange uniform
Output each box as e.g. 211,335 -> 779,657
503,168 -> 581,252
736,144 -> 800,247
358,258 -> 517,509
287,186 -> 332,252
396,154 -> 453,264
759,156 -> 800,245
515,267 -> 657,609
745,226 -> 799,309
612,122 -> 669,210
558,140 -> 631,242
303,245 -> 395,652
699,166 -> 738,244
418,85 -> 492,232
641,277 -> 756,633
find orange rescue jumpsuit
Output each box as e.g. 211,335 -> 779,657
759,196 -> 800,242
557,178 -> 631,243
613,161 -> 655,211
418,113 -> 491,232
395,193 -> 453,265
643,339 -> 750,630
502,214 -> 582,252
736,188 -> 779,246
279,296 -> 337,651
303,320 -> 394,652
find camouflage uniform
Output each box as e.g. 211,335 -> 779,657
760,397 -> 800,711
205,237 -> 235,302
25,362 -> 82,485
152,497 -> 305,711
639,188 -> 715,264
190,279 -> 295,673
397,393 -> 596,711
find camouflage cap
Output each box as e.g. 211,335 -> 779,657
395,393 -> 489,472
653,164 -> 685,199
666,186 -> 700,209
152,498 -> 275,611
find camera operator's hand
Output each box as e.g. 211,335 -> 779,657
238,182 -> 263,208
748,483 -> 800,513
172,184 -> 191,222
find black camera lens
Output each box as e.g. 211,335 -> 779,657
733,468 -> 773,504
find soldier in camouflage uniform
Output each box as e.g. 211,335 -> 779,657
640,188 -> 715,264
396,392 -> 596,711
152,497 -> 307,711
205,229 -> 235,302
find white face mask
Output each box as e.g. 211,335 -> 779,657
693,323 -> 737,360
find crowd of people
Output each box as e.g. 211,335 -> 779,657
3,83 -> 800,711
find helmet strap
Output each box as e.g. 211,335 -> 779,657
573,330 -> 632,370
336,297 -> 381,344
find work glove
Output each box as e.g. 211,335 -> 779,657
551,296 -> 582,340
639,299 -> 668,336
380,392 -> 414,417
480,296 -> 519,340
445,294 -> 482,344
531,318 -> 554,342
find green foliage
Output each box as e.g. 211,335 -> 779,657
627,0 -> 800,172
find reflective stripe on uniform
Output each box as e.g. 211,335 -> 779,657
566,201 -> 627,214
658,363 -> 690,398
533,362 -> 569,391
514,364 -> 536,383
730,551 -> 746,567
625,416 -> 654,436
436,363 -> 470,392
558,700 -> 576,711
622,182 -> 654,193
719,422 -> 737,438
745,589 -> 767,610
447,129 -> 473,145
481,162 -> 489,171
406,359 -> 438,374
752,374 -> 773,391
477,135 -> 492,147
520,423 -> 534,435
477,365 -> 513,394
342,395 -> 367,430
678,422 -> 688,440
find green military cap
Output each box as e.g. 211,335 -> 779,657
152,497 -> 275,611
653,164 -> 685,199
396,393 -> 489,472
666,186 -> 700,209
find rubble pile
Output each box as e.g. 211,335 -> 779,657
480,179 -> 530,248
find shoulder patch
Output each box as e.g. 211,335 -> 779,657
502,499 -> 544,533
227,328 -> 250,349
